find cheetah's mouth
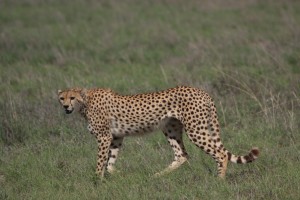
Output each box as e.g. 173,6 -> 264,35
65,109 -> 73,114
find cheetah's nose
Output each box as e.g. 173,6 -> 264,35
63,105 -> 69,109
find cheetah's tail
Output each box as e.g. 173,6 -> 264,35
227,148 -> 259,164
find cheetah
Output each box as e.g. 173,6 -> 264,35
58,86 -> 259,178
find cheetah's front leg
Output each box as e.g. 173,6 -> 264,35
106,136 -> 124,174
95,132 -> 113,177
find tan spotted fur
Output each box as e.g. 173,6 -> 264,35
58,86 -> 259,178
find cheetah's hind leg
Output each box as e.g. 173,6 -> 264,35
154,156 -> 188,177
154,118 -> 189,177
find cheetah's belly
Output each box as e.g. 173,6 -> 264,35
110,116 -> 170,137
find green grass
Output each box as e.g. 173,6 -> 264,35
1,0 -> 300,199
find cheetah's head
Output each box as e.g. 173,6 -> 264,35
58,88 -> 85,114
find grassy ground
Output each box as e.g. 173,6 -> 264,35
1,0 -> 300,199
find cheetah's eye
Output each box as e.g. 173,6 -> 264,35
70,97 -> 75,100
60,97 -> 64,100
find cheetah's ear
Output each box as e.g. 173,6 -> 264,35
80,88 -> 88,102
58,90 -> 62,95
